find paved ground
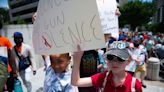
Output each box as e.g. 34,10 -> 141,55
21,67 -> 164,92
21,67 -> 45,92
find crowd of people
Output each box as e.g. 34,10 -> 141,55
1,26 -> 164,92
71,30 -> 164,92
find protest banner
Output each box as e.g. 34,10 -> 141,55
33,0 -> 105,55
96,0 -> 119,39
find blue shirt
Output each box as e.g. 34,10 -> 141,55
44,66 -> 74,92
0,56 -> 7,65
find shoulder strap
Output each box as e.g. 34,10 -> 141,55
99,71 -> 109,92
131,77 -> 136,92
14,46 -> 21,60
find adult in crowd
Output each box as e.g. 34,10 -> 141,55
144,33 -> 155,57
0,29 -> 16,92
11,32 -> 36,92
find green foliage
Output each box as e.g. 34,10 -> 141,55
0,8 -> 27,24
155,22 -> 164,33
146,23 -> 157,32
0,8 -> 10,24
119,0 -> 156,30
16,17 -> 27,24
145,22 -> 164,33
154,22 -> 164,33
0,21 -> 2,29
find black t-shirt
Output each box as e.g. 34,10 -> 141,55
80,50 -> 99,77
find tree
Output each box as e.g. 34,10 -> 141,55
146,22 -> 164,33
119,0 -> 156,31
0,8 -> 10,24
17,17 -> 27,24
0,21 -> 2,29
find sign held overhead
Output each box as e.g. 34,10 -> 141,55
33,0 -> 105,55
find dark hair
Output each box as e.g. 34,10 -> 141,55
50,53 -> 70,62
134,42 -> 139,48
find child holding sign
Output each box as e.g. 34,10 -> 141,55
71,41 -> 142,92
44,53 -> 77,92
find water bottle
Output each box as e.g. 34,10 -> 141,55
14,79 -> 23,92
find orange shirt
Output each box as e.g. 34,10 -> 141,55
0,36 -> 12,49
15,45 -> 22,53
0,36 -> 13,72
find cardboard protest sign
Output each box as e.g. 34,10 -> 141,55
33,0 -> 105,55
96,0 -> 119,39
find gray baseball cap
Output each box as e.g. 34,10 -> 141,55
105,41 -> 130,61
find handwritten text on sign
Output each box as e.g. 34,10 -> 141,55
33,0 -> 105,55
96,0 -> 119,39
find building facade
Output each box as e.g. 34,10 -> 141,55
8,0 -> 129,24
154,0 -> 164,23
8,0 -> 39,24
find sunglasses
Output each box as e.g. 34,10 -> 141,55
106,54 -> 125,62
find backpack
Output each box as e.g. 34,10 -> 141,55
14,79 -> 23,92
18,56 -> 31,70
14,46 -> 31,71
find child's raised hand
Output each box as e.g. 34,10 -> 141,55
72,44 -> 84,62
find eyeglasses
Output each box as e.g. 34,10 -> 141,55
106,54 -> 125,62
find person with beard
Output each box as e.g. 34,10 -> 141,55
11,32 -> 36,92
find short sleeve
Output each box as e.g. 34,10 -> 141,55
91,71 -> 107,87
6,38 -> 12,49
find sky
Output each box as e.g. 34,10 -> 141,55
0,0 -> 8,8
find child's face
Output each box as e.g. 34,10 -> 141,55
50,54 -> 71,73
106,55 -> 130,73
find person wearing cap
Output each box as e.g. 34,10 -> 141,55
44,53 -> 77,92
11,32 -> 36,92
71,41 -> 142,92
